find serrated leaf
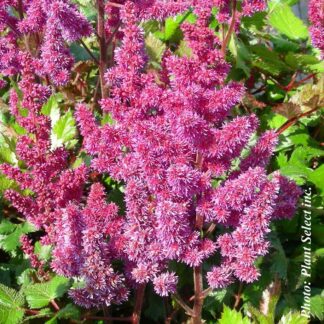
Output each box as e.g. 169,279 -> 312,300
51,110 -> 77,149
22,308 -> 53,322
285,53 -> 321,71
0,220 -> 15,234
242,11 -> 267,30
276,152 -> 288,168
218,305 -> 250,324
34,242 -> 52,261
24,276 -> 70,309
267,113 -> 288,129
45,304 -> 80,324
0,284 -> 25,324
0,230 -> 22,252
310,294 -> 324,320
271,36 -> 299,53
41,93 -> 63,117
279,165 -> 311,185
17,269 -> 36,286
0,220 -> 36,253
308,165 -> 324,195
248,304 -> 269,324
158,10 -> 193,42
278,311 -> 308,324
268,2 -> 309,40
145,33 -> 166,63
229,36 -> 251,76
250,44 -> 290,76
0,174 -> 16,192
269,234 -> 288,279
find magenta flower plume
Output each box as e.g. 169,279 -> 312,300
308,0 -> 324,57
75,0 -> 300,296
0,0 -> 302,312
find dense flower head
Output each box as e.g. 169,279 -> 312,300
0,0 -> 93,85
308,0 -> 324,57
153,272 -> 178,296
0,54 -> 87,235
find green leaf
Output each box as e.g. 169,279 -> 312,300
310,294 -> 324,320
242,11 -> 267,31
70,43 -> 98,62
0,220 -> 15,234
248,304 -> 269,324
250,44 -> 290,76
175,40 -> 192,58
0,174 -> 16,192
145,33 -> 166,63
278,311 -> 309,324
157,10 -> 193,42
164,17 -> 182,41
308,165 -> 324,195
22,308 -> 53,322
51,110 -> 77,149
269,233 -> 288,279
267,113 -> 287,129
279,165 -> 311,185
218,305 -> 250,324
229,36 -> 251,76
0,284 -> 25,324
276,152 -> 288,168
271,36 -> 299,53
24,276 -> 70,309
45,304 -> 80,324
285,53 -> 322,72
0,221 -> 36,252
314,248 -> 324,258
34,242 -> 52,261
41,93 -> 63,117
268,2 -> 309,40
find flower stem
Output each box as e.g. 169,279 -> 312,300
96,0 -> 108,98
192,266 -> 203,324
221,0 -> 237,57
132,284 -> 146,324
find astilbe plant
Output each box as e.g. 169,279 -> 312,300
0,0 -> 304,323
75,0 -> 301,322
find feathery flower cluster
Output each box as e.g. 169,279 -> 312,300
308,0 -> 324,57
0,0 -> 302,310
54,184 -> 128,308
0,0 -> 92,85
0,53 -> 87,241
76,0 -> 301,299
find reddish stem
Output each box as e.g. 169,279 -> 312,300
85,316 -> 132,322
276,106 -> 320,135
233,283 -> 243,309
50,299 -> 60,311
192,266 -> 203,324
24,309 -> 40,315
132,284 -> 146,324
96,0 -> 109,98
79,39 -> 99,65
221,0 -> 237,57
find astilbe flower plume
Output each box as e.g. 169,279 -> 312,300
0,0 -> 93,85
76,0 -> 301,299
0,0 -> 302,311
308,0 -> 324,57
0,53 -> 87,244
